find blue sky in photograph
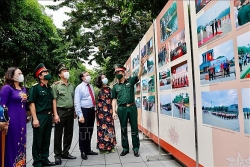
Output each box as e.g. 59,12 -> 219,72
237,31 -> 250,47
242,88 -> 250,108
199,40 -> 234,65
201,89 -> 238,107
142,79 -> 148,86
196,1 -> 230,27
160,94 -> 171,104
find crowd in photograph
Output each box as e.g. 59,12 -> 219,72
244,112 -> 250,119
207,60 -> 231,81
169,42 -> 187,61
239,53 -> 250,72
158,45 -> 168,66
199,14 -> 230,46
172,74 -> 188,88
210,111 -> 238,120
174,102 -> 186,115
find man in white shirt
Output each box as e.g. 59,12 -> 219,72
74,71 -> 98,160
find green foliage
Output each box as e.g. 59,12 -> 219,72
0,0 -> 63,85
172,93 -> 189,104
67,62 -> 86,87
238,46 -> 250,55
48,0 -> 169,81
0,0 -> 169,88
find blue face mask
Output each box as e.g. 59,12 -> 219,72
102,78 -> 108,85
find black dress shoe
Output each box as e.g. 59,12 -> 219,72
55,157 -> 62,165
81,152 -> 88,160
42,161 -> 56,166
86,150 -> 98,155
62,154 -> 76,159
120,150 -> 129,156
134,150 -> 140,157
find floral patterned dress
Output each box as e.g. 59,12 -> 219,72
96,87 -> 116,151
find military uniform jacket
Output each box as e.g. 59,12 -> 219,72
51,81 -> 74,108
238,5 -> 250,26
28,82 -> 53,113
111,76 -> 139,106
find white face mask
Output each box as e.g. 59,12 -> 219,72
63,72 -> 70,79
85,76 -> 91,83
102,78 -> 108,85
17,75 -> 24,83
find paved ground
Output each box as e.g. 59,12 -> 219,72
26,119 -> 184,167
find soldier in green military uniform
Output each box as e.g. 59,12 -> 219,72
238,0 -> 250,26
111,56 -> 148,157
52,63 -> 76,165
28,63 -> 56,167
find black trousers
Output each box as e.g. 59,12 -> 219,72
54,108 -> 74,158
78,107 -> 95,153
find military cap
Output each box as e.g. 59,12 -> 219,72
114,64 -> 126,73
56,63 -> 69,74
33,63 -> 49,78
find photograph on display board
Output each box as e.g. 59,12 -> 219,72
141,45 -> 147,58
158,43 -> 169,67
169,29 -> 187,62
142,79 -> 148,93
171,61 -> 189,89
234,0 -> 250,28
148,96 -> 156,112
147,57 -> 155,74
142,63 -> 147,76
159,68 -> 171,91
199,39 -> 236,85
143,96 -> 155,112
172,92 -> 190,120
160,94 -> 172,116
135,82 -> 141,95
201,89 -> 240,132
125,58 -> 131,78
147,38 -> 153,56
237,31 -> 250,79
142,96 -> 148,111
241,88 -> 250,134
160,1 -> 178,42
132,68 -> 139,77
125,67 -> 131,78
135,97 -> 141,109
132,54 -> 140,69
195,0 -> 211,14
148,75 -> 155,93
196,1 -> 231,48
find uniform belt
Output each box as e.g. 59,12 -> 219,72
38,110 -> 52,114
119,102 -> 135,107
58,107 -> 74,111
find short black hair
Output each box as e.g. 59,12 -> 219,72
79,71 -> 86,81
95,74 -> 104,88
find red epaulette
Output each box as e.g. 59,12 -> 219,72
54,81 -> 60,85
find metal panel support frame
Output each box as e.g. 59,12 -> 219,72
144,19 -> 172,162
